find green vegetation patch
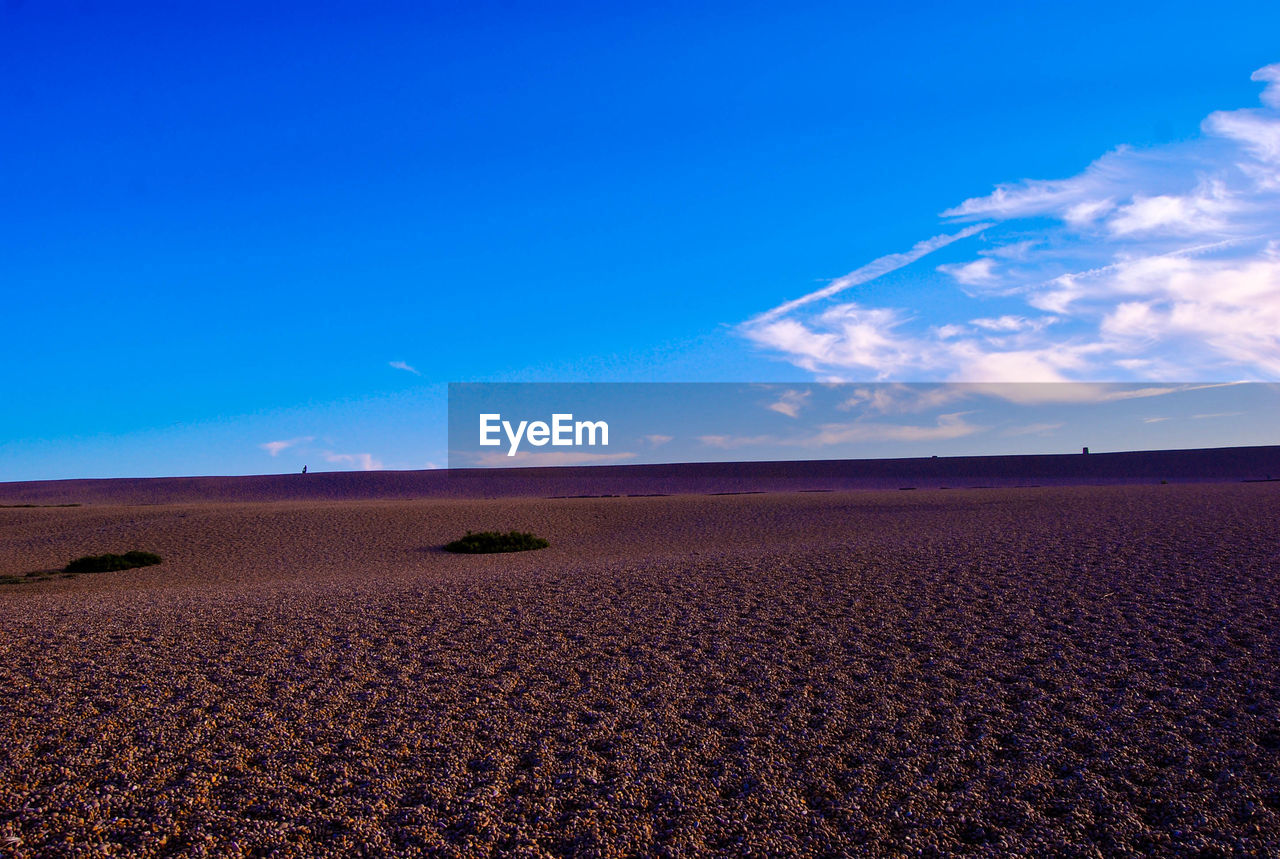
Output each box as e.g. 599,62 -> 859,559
64,551 -> 163,574
2,550 -> 162,587
443,531 -> 549,554
2,570 -> 60,586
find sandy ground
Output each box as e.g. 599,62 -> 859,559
1,482 -> 1278,856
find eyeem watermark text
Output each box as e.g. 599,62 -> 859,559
479,413 -> 610,456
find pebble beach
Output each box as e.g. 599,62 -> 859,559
1,472 -> 1278,856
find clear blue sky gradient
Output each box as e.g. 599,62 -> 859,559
3,2 -> 1278,479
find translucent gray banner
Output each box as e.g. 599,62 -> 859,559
447,382 -> 1279,469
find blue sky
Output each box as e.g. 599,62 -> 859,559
3,2 -> 1278,479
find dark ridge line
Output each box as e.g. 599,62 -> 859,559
546,494 -> 623,499
2,444 -> 1278,505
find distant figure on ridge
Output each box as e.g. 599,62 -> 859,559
302,465 -> 308,474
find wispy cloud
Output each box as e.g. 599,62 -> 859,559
969,315 -> 1058,334
389,360 -> 421,375
323,451 -> 384,471
767,389 -> 811,418
741,63 -> 1280,382
698,411 -> 982,450
838,384 -> 970,415
825,382 -> 1210,420
642,434 -> 674,447
260,436 -> 314,456
746,224 -> 991,327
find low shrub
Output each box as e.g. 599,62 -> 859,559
64,551 -> 163,574
443,531 -> 549,554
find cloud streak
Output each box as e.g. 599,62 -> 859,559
260,436 -> 314,456
747,224 -> 991,326
741,63 -> 1280,382
767,389 -> 811,418
323,451 -> 384,471
699,411 -> 983,451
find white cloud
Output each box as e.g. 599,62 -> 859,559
1107,182 -> 1235,236
984,240 -> 1040,260
389,361 -> 421,375
965,382 -> 1212,405
812,412 -> 980,445
838,383 -> 969,415
938,257 -> 997,286
1253,63 -> 1280,109
745,304 -> 931,380
948,345 -> 1094,383
767,389 -> 811,418
1065,198 -> 1117,226
741,63 -> 1280,382
969,315 -> 1056,333
323,451 -> 384,471
642,434 -> 674,447
934,324 -> 967,339
1001,421 -> 1064,437
260,436 -> 314,456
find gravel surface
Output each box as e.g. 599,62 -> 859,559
1,483 -> 1278,856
